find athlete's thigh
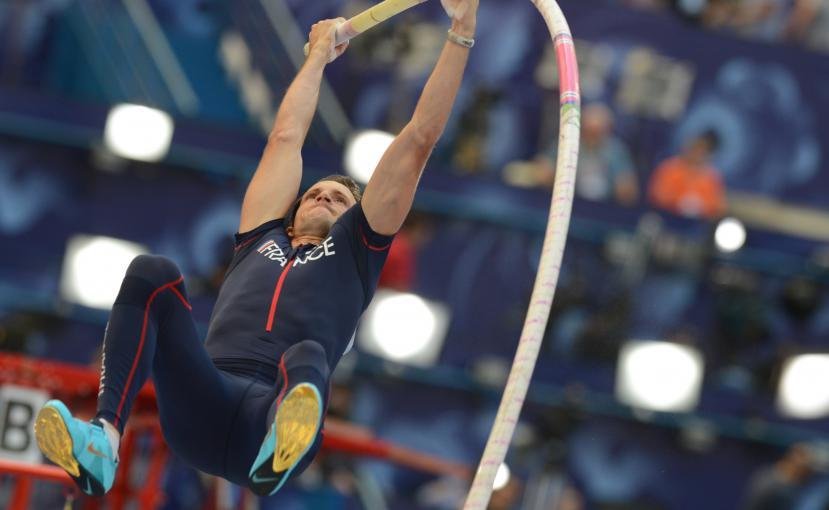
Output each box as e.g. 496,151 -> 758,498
220,380 -> 281,484
150,309 -> 244,476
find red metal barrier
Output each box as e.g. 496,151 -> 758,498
0,354 -> 470,509
0,459 -> 74,510
0,354 -> 164,510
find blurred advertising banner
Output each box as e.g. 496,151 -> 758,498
0,385 -> 48,464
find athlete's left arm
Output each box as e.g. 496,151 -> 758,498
361,0 -> 477,236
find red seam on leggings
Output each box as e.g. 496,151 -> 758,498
113,276 -> 186,428
275,353 -> 289,408
168,285 -> 192,310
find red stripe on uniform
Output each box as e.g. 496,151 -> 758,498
234,236 -> 259,252
265,261 -> 294,332
169,285 -> 192,311
359,225 -> 391,252
114,276 -> 187,428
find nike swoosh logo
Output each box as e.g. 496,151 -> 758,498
84,477 -> 93,495
86,443 -> 108,459
251,472 -> 280,484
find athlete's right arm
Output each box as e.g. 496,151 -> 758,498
238,18 -> 349,233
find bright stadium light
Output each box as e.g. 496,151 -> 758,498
344,130 -> 395,184
714,217 -> 747,253
493,463 -> 511,491
778,354 -> 829,419
357,290 -> 449,367
104,104 -> 174,162
616,341 -> 704,412
60,235 -> 147,309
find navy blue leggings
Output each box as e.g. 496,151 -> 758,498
95,255 -> 328,486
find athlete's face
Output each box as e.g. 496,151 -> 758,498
292,180 -> 357,238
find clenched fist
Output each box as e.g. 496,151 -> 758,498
440,0 -> 478,36
307,18 -> 350,63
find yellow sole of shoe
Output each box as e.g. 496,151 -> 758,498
273,384 -> 321,473
35,407 -> 80,478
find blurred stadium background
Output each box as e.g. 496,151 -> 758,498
1,0 -> 829,508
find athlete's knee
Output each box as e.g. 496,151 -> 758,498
283,340 -> 330,379
126,255 -> 181,282
115,255 -> 184,308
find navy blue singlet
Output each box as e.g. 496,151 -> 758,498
205,203 -> 393,382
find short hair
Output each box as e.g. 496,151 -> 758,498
696,130 -> 721,152
284,174 -> 363,234
583,102 -> 614,126
318,174 -> 363,202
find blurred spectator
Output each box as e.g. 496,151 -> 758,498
556,485 -> 585,510
379,212 -> 434,291
621,0 -> 829,53
451,87 -> 502,174
380,235 -> 417,291
295,384 -> 365,505
709,265 -> 772,384
742,444 -> 817,510
0,0 -> 72,86
488,475 -> 523,510
783,0 -> 829,52
0,311 -> 61,354
522,466 -> 585,510
535,103 -> 639,206
648,130 -> 727,219
699,0 -> 742,28
722,0 -> 787,41
620,0 -> 670,10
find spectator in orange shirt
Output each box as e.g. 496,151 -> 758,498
648,131 -> 727,219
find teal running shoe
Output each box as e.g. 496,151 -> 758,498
248,383 -> 322,496
34,400 -> 118,496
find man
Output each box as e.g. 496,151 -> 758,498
742,443 -> 817,510
34,0 -> 478,497
648,130 -> 727,219
784,0 -> 829,52
536,102 -> 639,205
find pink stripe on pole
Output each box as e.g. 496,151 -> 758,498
554,33 -> 579,103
